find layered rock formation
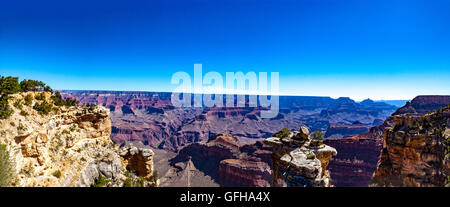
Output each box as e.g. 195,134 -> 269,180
264,127 -> 337,187
62,90 -> 397,151
0,92 -> 157,187
324,121 -> 371,139
169,134 -> 272,187
371,105 -> 450,186
325,95 -> 450,186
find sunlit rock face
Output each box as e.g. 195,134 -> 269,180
325,95 -> 450,186
371,105 -> 450,187
0,92 -> 157,187
264,127 -> 337,187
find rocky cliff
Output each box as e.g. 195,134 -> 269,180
264,126 -> 337,187
169,134 -> 272,187
371,105 -> 450,186
325,95 -> 450,186
0,92 -> 157,187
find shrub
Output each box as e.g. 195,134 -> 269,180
19,79 -> 50,92
19,110 -> 28,117
24,94 -> 32,106
273,128 -> 291,138
0,95 -> 13,119
0,76 -> 21,95
93,174 -> 110,187
306,153 -> 315,159
52,170 -> 62,178
17,123 -> 26,132
13,99 -> 23,110
51,91 -> 79,107
310,130 -> 324,146
0,144 -> 15,187
33,100 -> 53,115
35,93 -> 45,101
64,97 -> 79,107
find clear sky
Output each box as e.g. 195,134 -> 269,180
1,0 -> 449,101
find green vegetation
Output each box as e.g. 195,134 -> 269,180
122,171 -> 148,187
35,92 -> 45,101
20,110 -> 28,117
19,79 -> 51,92
410,120 -> 420,131
0,144 -> 15,187
0,76 -> 21,119
273,128 -> 291,138
1,76 -> 21,95
52,170 -> 62,178
0,95 -> 13,119
93,174 -> 110,187
0,76 -> 75,119
17,123 -> 26,133
33,100 -> 53,115
51,91 -> 79,107
24,94 -> 32,106
310,130 -> 324,147
306,153 -> 315,159
13,99 -> 23,110
151,170 -> 158,184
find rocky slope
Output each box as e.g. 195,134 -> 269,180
325,95 -> 450,186
264,126 -> 337,187
371,105 -> 450,186
0,92 -> 157,187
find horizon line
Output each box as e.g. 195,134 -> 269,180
57,88 -> 418,102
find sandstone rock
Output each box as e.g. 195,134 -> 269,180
0,92 -> 157,187
264,125 -> 337,187
325,95 -> 450,186
371,105 -> 450,187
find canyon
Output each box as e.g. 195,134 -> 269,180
4,89 -> 448,187
60,90 -> 399,186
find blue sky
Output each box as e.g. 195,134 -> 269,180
1,0 -> 449,101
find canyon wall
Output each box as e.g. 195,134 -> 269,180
325,95 -> 450,186
62,91 -> 397,151
0,92 -> 157,187
371,105 -> 450,186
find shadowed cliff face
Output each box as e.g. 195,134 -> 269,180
325,95 -> 450,187
61,91 -> 397,151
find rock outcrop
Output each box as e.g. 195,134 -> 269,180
325,95 -> 450,186
0,92 -> 157,187
371,105 -> 450,186
264,127 -> 337,187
